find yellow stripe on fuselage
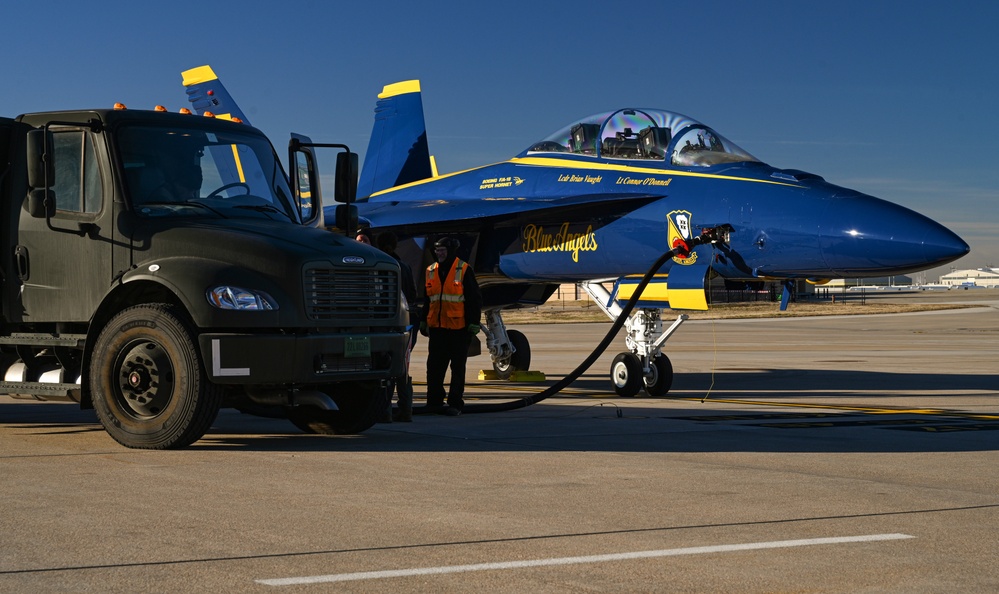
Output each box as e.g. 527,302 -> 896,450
510,156 -> 798,185
368,156 -> 800,197
181,65 -> 219,87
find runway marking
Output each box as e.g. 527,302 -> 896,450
255,533 -> 913,586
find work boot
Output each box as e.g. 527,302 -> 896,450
441,406 -> 462,416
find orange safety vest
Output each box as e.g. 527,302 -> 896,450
425,259 -> 469,330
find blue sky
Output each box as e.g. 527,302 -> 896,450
3,1 -> 995,280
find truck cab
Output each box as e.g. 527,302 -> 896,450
0,108 -> 408,448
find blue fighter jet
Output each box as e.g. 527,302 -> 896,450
183,68 -> 969,397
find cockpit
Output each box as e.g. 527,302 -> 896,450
521,108 -> 760,168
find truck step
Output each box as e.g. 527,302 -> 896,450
0,333 -> 87,347
0,381 -> 81,402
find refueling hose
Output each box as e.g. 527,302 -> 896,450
413,233 -> 717,415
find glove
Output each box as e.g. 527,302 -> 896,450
468,323 -> 481,335
419,322 -> 428,336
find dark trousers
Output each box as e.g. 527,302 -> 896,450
426,327 -> 471,410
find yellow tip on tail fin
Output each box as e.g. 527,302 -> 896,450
181,65 -> 218,87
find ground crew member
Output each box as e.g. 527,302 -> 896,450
421,236 -> 481,416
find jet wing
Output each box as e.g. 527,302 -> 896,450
336,192 -> 665,233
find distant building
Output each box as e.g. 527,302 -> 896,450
939,268 -> 999,288
810,276 -> 914,293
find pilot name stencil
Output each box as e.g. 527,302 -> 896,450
616,176 -> 672,187
522,222 -> 598,262
557,174 -> 603,184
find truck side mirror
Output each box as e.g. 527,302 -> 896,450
289,133 -> 323,227
333,204 -> 358,231
27,189 -> 56,218
26,129 -> 53,190
334,152 -> 358,203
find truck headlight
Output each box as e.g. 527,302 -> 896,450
207,286 -> 278,310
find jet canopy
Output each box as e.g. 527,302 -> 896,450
522,108 -> 760,168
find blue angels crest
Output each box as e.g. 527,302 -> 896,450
667,210 -> 697,265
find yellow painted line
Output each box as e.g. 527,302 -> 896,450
414,379 -> 999,420
671,396 -> 999,420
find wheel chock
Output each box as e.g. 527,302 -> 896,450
511,370 -> 546,382
477,370 -> 547,382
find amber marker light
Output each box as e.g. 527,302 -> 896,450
179,108 -> 192,114
154,105 -> 167,112
113,102 -> 127,110
203,111 -> 216,118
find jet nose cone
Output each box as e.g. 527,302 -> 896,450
820,194 -> 969,277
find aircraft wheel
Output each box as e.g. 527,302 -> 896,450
610,352 -> 642,397
286,380 -> 382,435
492,329 -> 531,380
90,304 -> 222,449
643,354 -> 674,396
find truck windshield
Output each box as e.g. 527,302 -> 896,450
117,124 -> 299,222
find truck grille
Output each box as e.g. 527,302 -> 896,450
305,267 -> 399,321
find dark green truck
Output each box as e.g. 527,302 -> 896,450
0,107 -> 408,448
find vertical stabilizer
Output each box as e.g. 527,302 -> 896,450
357,80 -> 433,198
182,65 -> 251,125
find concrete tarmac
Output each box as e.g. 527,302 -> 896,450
1,291 -> 997,592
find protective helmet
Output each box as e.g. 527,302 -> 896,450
434,236 -> 460,251
434,236 -> 461,260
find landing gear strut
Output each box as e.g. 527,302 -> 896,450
482,309 -> 531,379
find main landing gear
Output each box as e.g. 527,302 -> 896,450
482,310 -> 531,380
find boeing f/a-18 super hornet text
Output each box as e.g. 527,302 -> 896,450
183,67 -> 969,397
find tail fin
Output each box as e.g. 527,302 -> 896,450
357,80 -> 434,198
180,65 -> 250,187
181,65 -> 251,125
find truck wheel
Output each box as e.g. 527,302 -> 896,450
90,304 -> 222,449
286,381 -> 382,435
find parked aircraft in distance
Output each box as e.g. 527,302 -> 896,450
183,67 -> 969,397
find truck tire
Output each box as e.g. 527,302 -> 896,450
286,380 -> 382,435
90,304 -> 222,449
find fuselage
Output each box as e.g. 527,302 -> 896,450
356,108 -> 969,287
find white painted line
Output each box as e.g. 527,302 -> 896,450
256,533 -> 914,586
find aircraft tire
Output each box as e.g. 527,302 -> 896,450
643,354 -> 674,396
286,380 -> 382,435
610,352 -> 643,397
90,304 -> 223,449
492,329 -> 531,380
